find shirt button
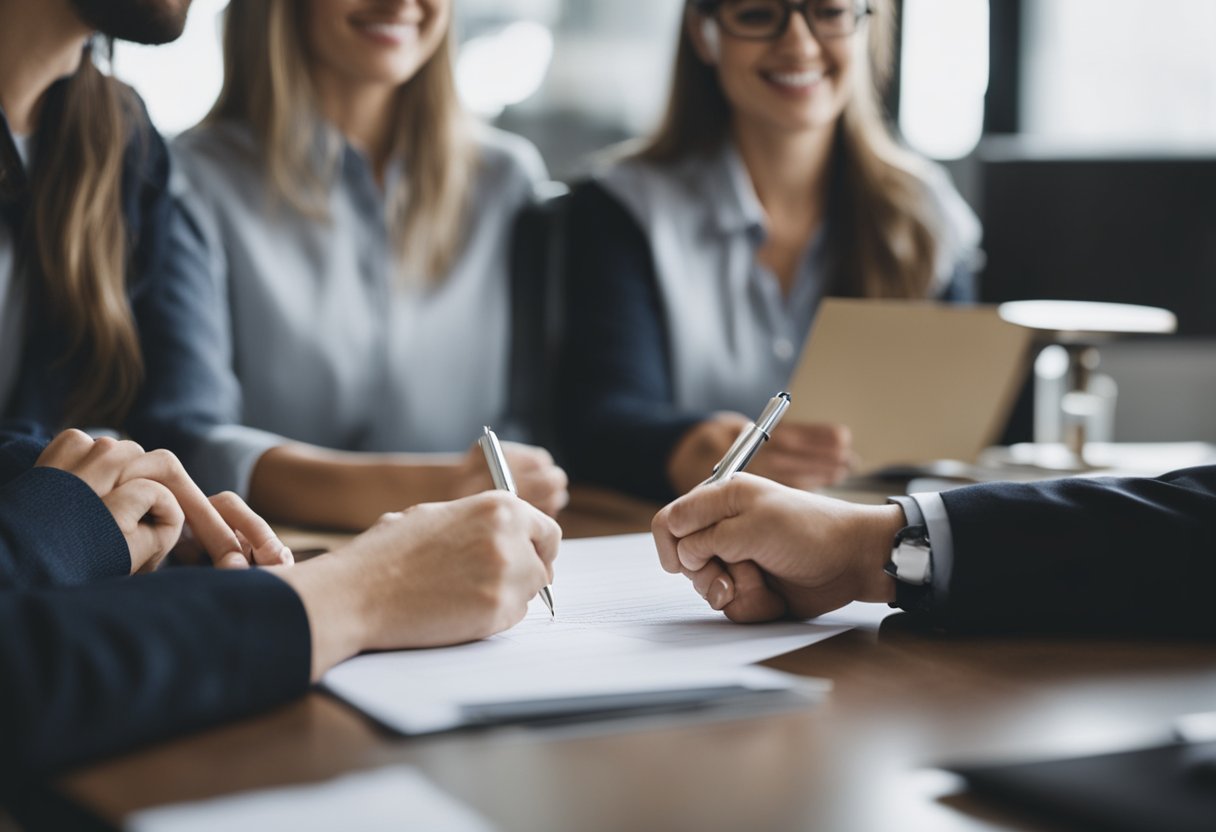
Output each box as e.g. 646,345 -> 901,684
773,338 -> 795,361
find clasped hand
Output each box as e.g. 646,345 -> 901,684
36,430 -> 292,572
652,474 -> 903,622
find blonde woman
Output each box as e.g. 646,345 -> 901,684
557,0 -> 981,501
173,0 -> 568,530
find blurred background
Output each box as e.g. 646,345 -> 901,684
113,0 -> 1216,443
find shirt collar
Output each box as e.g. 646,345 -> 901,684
702,139 -> 768,239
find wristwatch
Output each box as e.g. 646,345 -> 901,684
884,524 -> 932,586
884,495 -> 936,613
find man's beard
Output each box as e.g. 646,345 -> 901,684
68,0 -> 193,45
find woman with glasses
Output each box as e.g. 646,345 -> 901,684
557,0 -> 980,501
171,0 -> 568,530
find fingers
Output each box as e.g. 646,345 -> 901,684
36,432 -> 147,496
521,502 -> 562,584
102,479 -> 185,573
652,503 -> 682,574
514,466 -> 570,516
753,453 -> 850,490
675,515 -> 752,572
210,491 -> 293,566
719,560 -> 787,623
117,450 -> 247,568
34,429 -> 98,476
767,422 -> 852,458
760,422 -> 854,487
72,437 -> 146,494
664,476 -> 757,539
685,557 -> 733,609
501,442 -> 555,470
495,444 -> 569,516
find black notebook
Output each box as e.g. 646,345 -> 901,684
951,741 -> 1216,832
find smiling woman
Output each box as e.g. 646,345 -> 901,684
166,0 -> 570,531
556,0 -> 983,502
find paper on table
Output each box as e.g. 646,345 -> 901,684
125,766 -> 496,832
323,534 -> 890,735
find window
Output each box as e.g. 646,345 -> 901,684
1021,0 -> 1216,146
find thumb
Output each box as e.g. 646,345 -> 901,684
102,479 -> 185,573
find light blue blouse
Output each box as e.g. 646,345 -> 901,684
172,121 -> 547,496
595,141 -> 983,418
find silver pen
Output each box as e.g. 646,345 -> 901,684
705,392 -> 792,484
479,426 -> 556,618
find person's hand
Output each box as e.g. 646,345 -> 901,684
451,441 -> 570,516
652,474 -> 903,623
666,414 -> 853,495
274,492 -> 562,679
35,430 -> 292,572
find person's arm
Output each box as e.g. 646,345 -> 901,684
246,440 -> 568,531
0,467 -> 129,590
0,569 -> 310,785
0,490 -> 558,786
653,467 -> 1216,638
933,467 -> 1216,636
556,181 -> 707,501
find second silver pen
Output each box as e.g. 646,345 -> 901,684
478,426 -> 556,619
705,392 -> 792,485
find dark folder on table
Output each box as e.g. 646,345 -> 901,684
951,741 -> 1216,832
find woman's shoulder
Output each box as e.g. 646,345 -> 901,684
171,119 -> 260,177
585,143 -> 713,229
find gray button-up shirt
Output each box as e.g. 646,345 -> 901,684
596,141 -> 982,418
172,121 -> 546,496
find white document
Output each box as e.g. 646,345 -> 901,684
323,534 -> 891,734
125,766 -> 496,832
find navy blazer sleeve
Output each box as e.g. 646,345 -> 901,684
923,466 -> 1216,637
556,181 -> 707,502
0,569 -> 311,786
0,467 -> 130,590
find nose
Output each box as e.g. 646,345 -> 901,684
777,7 -> 825,57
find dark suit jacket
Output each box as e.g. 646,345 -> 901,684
924,466 -> 1216,637
0,435 -> 311,805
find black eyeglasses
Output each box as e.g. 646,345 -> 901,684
694,0 -> 872,42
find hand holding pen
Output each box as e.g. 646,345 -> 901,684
480,427 -> 557,619
655,393 -> 791,611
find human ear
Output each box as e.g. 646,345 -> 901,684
686,10 -> 721,65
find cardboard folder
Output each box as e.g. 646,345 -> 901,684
786,299 -> 1035,474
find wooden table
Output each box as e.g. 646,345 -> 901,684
54,486 -> 1216,831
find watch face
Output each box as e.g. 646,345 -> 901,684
891,525 -> 932,585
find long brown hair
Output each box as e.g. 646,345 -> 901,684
208,0 -> 477,283
640,0 -> 941,298
30,44 -> 143,427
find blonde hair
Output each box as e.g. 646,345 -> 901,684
209,0 -> 477,282
641,0 -> 941,298
32,48 -> 143,428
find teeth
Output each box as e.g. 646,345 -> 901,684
767,70 -> 824,87
359,22 -> 417,39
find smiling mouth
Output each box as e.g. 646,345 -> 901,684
352,20 -> 421,44
762,69 -> 826,89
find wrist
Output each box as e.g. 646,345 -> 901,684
859,504 -> 904,604
270,554 -> 369,680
